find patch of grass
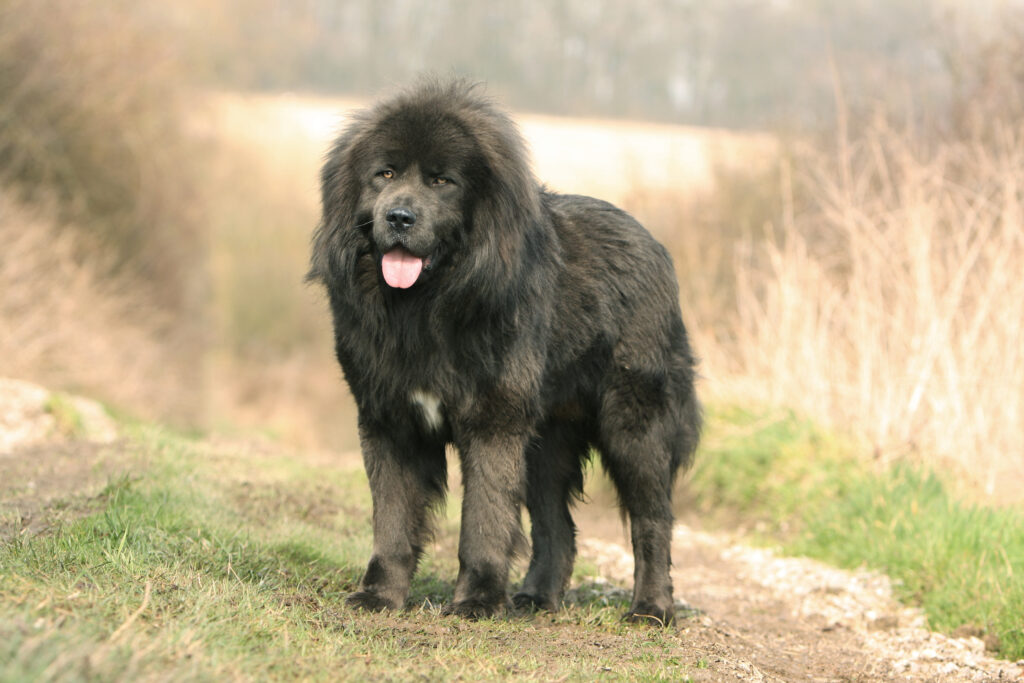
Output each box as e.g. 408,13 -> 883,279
43,393 -> 86,439
0,425 -> 708,681
793,464 -> 1024,658
688,405 -> 1024,660
687,405 -> 859,535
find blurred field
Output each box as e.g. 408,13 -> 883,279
202,90 -> 776,202
197,93 -> 353,449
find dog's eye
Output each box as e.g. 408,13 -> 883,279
432,176 -> 450,186
377,169 -> 395,180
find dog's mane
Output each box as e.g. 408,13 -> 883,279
309,78 -> 556,315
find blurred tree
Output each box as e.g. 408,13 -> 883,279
158,0 -> 1015,129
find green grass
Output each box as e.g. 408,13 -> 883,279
689,404 -> 1024,660
793,464 -> 1024,656
43,393 -> 87,439
0,425 -> 706,681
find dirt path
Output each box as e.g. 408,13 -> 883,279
2,379 -> 1022,682
576,505 -> 1022,682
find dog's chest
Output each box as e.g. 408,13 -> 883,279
409,389 -> 445,433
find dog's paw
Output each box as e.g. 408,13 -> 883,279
623,601 -> 674,627
441,598 -> 504,620
346,590 -> 398,612
511,591 -> 557,613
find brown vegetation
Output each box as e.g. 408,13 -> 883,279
641,117 -> 1024,500
0,193 -> 202,420
735,123 -> 1024,499
0,0 -> 206,422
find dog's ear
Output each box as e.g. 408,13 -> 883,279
308,125 -> 365,286
460,108 -> 551,301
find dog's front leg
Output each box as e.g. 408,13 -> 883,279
348,426 -> 445,612
443,432 -> 527,618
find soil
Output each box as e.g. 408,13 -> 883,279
2,379 -> 1022,682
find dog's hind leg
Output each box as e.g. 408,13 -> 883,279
601,439 -> 677,624
597,367 -> 684,625
513,421 -> 588,612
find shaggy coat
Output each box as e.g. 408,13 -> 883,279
309,80 -> 701,623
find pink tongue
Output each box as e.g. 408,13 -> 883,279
380,248 -> 424,289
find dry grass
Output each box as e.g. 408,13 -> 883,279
710,122 -> 1024,500
0,0 -> 206,423
0,0 -> 203,311
0,192 -> 202,421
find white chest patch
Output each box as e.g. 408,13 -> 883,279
410,389 -> 444,433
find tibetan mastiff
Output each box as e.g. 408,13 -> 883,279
308,79 -> 701,624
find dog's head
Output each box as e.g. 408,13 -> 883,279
310,79 -> 545,300
353,107 -> 480,289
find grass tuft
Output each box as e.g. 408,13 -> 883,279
42,394 -> 86,439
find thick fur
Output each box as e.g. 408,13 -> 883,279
309,80 -> 701,624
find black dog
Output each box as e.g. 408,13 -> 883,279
309,79 -> 701,624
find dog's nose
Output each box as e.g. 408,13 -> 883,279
385,207 -> 417,231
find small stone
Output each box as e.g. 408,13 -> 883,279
868,615 -> 899,632
952,624 -> 986,640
